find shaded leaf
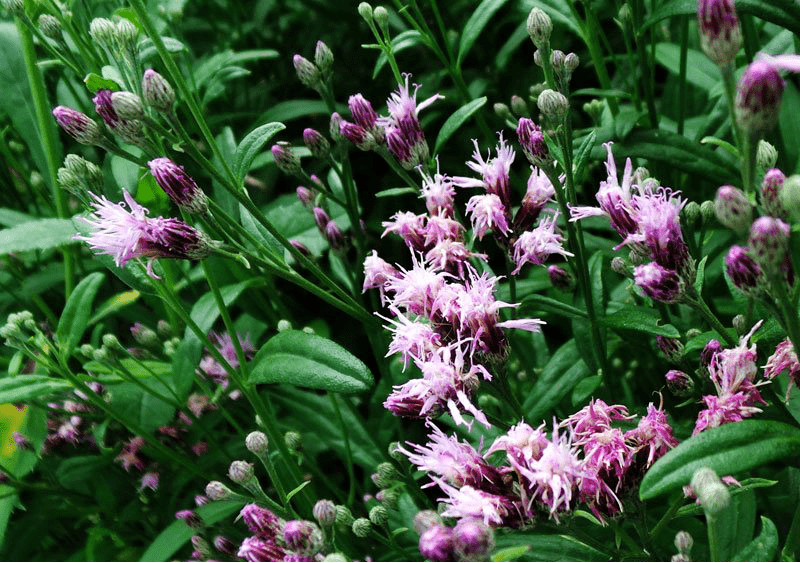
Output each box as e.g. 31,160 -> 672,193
0,218 -> 77,255
0,376 -> 72,404
458,0 -> 509,66
433,96 -> 488,156
234,122 -> 285,181
56,272 -> 105,355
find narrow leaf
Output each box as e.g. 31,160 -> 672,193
639,420 -> 800,500
600,306 -> 680,338
0,375 -> 72,403
733,516 -> 778,562
57,272 -> 105,355
250,330 -> 373,394
0,218 -> 77,254
433,96 -> 488,156
234,122 -> 286,181
457,0 -> 509,66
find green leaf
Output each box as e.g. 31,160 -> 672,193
88,290 -> 140,325
457,0 -> 509,66
573,131 -> 597,183
0,218 -> 77,254
257,100 -> 341,124
733,516 -> 778,562
0,208 -> 34,227
83,73 -> 121,93
654,43 -> 721,93
110,379 -> 175,434
264,193 -> 350,256
375,187 -> 418,198
250,330 -> 373,394
494,532 -> 611,561
519,294 -> 588,320
433,96 -> 488,156
592,129 -> 739,184
56,272 -> 105,355
694,256 -> 708,294
600,305 -> 680,338
523,340 -> 591,420
0,375 -> 72,403
233,122 -> 285,181
138,36 -> 187,61
639,420 -> 800,500
140,500 -> 244,562
572,375 -> 603,406
492,545 -> 530,562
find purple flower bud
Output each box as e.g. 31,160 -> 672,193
761,168 -> 788,219
725,245 -> 763,293
453,518 -> 494,561
714,185 -> 752,233
547,265 -> 574,291
749,216 -> 790,274
516,118 -> 549,166
92,89 -> 146,146
148,157 -> 208,214
282,520 -> 323,555
194,495 -> 208,507
271,142 -> 302,176
701,339 -> 723,366
736,60 -> 785,136
296,186 -> 314,208
293,54 -> 321,89
245,431 -> 269,456
314,40 -> 334,76
313,499 -> 336,526
348,94 -> 379,130
302,128 -> 330,158
325,220 -> 345,250
175,509 -> 203,529
139,471 -> 159,492
213,535 -> 236,556
52,106 -> 103,145
419,524 -> 456,562
289,239 -> 311,256
142,69 -> 175,113
634,262 -> 684,303
340,120 -> 376,150
657,336 -> 684,363
205,480 -> 232,500
238,536 -> 286,562
697,0 -> 742,67
665,369 -> 694,396
312,207 -> 330,231
240,503 -> 281,537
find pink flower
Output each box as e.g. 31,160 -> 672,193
381,211 -> 427,249
485,421 -> 549,467
419,159 -> 456,217
562,399 -> 633,444
436,481 -> 519,527
625,400 -> 678,468
694,392 -> 763,434
423,214 -> 465,246
380,74 -> 442,169
75,191 -> 215,278
384,253 -> 450,317
398,423 -> 505,491
424,239 -> 485,277
512,211 -> 573,274
764,338 -> 800,399
362,250 -> 399,303
465,193 -> 510,240
381,307 -> 441,369
581,428 -> 630,484
454,135 -> 516,208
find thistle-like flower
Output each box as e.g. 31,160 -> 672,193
75,191 -> 216,278
512,211 -> 573,274
148,157 -> 209,214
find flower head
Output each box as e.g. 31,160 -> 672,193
419,159 -> 456,216
52,106 -> 103,145
380,74 -> 442,169
465,193 -> 510,240
633,262 -> 684,303
75,191 -> 216,278
512,211 -> 573,274
697,0 -> 742,67
764,338 -> 800,399
148,157 -> 208,214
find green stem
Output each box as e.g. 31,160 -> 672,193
677,16 -> 689,136
649,494 -> 683,541
686,290 -> 736,346
582,9 -> 619,115
330,394 -> 356,505
16,20 -> 75,298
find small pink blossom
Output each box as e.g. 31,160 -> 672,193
465,193 -> 510,239
436,481 -> 518,527
512,211 -> 573,274
764,338 -> 800,399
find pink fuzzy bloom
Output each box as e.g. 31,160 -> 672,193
562,399 -> 633,444
625,401 -> 678,468
465,193 -> 510,240
512,211 -> 573,274
362,250 -> 399,303
384,253 -> 450,317
581,428 -> 630,484
764,338 -> 800,399
454,134 -> 516,208
398,422 -> 505,491
424,239 -> 485,277
237,536 -> 286,562
485,421 -> 549,467
514,167 -> 556,232
633,262 -> 683,303
381,307 -> 441,369
709,321 -> 762,397
381,211 -> 427,249
629,187 -> 690,274
239,503 -> 282,538
139,471 -> 160,492
693,392 -> 764,434
419,159 -> 456,216
423,214 -> 465,246
75,191 -> 214,278
436,481 -> 519,527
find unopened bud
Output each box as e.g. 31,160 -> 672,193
303,128 -> 330,159
377,488 -> 399,509
1,0 -> 25,17
148,157 -> 208,214
313,500 -> 337,526
757,140 -> 778,170
335,505 -> 354,526
413,510 -> 443,534
736,60 -> 785,137
674,531 -> 693,555
714,185 -> 752,233
352,517 -> 371,537
634,262 -> 683,303
277,319 -> 292,332
358,2 -> 373,23
564,53 -> 579,71
111,92 -> 144,121
213,536 -> 236,556
115,18 -> 138,52
369,505 -> 388,526
761,169 -> 788,219
537,89 -> 569,121
79,343 -> 95,358
749,216 -> 790,274
175,509 -> 203,530
733,314 -> 748,335
611,256 -> 629,276
245,431 -> 269,455
682,201 -> 701,229
323,554 -> 348,562
551,49 -> 565,71
725,245 -> 762,294
283,520 -> 323,555
376,462 -> 400,485
284,430 -> 303,453
272,142 -> 303,176
52,107 -> 103,146
583,99 -> 604,123
419,524 -> 455,562
142,69 -> 175,113
697,0 -> 741,67
293,54 -> 322,90
510,95 -> 528,116
700,200 -> 716,224
38,14 -> 62,40
533,49 -> 543,67
779,174 -> 800,222
527,7 -> 552,48
373,6 -> 389,33
325,220 -> 345,251
89,18 -> 117,49
454,518 -> 494,561
314,40 -> 334,77
665,369 -> 694,396
547,265 -> 574,291
657,336 -> 684,363
690,467 -> 731,515
516,118 -> 550,166
494,102 -> 513,122
228,460 -> 255,485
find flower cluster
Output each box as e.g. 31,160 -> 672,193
570,143 -> 693,303
401,399 -> 675,529
197,331 -> 256,400
693,322 -> 770,434
41,383 -> 103,453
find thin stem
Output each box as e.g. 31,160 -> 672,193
649,494 -> 683,540
582,8 -> 619,115
16,20 -> 75,298
330,394 -> 356,505
686,290 -> 736,346
677,16 -> 689,136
